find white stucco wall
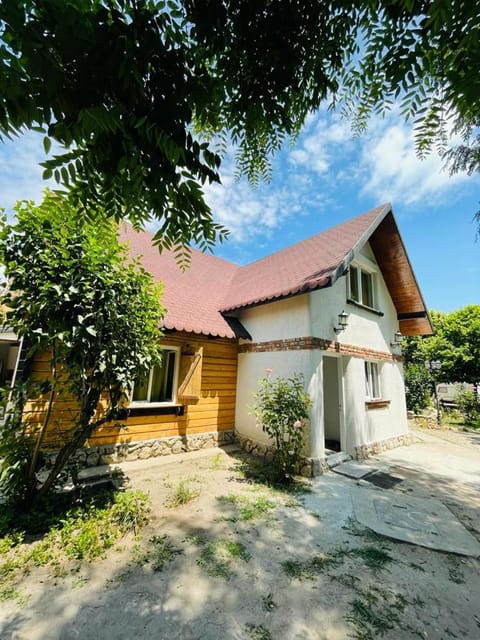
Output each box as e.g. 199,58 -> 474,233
234,241 -> 409,461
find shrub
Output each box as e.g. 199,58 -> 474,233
251,373 -> 312,482
404,364 -> 432,413
455,389 -> 480,427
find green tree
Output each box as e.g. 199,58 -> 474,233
403,305 -> 480,391
425,307 -> 480,384
0,0 -> 357,252
0,193 -> 165,504
3,2 -> 478,247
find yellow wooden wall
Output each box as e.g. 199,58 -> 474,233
22,332 -> 238,449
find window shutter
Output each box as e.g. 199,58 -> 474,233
177,345 -> 203,400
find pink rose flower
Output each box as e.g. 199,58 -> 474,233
294,420 -> 303,429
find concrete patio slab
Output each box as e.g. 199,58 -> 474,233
350,486 -> 480,557
331,461 -> 375,479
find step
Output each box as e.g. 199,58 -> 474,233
325,451 -> 352,469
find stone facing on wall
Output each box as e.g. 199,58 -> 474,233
353,432 -> 414,460
44,430 -> 235,470
239,336 -> 403,362
235,432 -> 322,478
236,431 -> 414,476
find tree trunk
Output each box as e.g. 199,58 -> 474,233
26,365 -> 57,493
35,388 -> 103,501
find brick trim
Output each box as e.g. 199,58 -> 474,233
238,336 -> 403,362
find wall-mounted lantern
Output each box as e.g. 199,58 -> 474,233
334,310 -> 349,334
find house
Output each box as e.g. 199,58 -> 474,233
9,203 -> 432,471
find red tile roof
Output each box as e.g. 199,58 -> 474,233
119,225 -> 240,338
120,203 -> 432,338
220,204 -> 389,312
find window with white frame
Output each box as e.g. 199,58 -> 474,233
365,361 -> 381,399
348,264 -> 376,309
131,347 -> 180,405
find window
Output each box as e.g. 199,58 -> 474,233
131,347 -> 180,405
348,264 -> 376,309
365,361 -> 381,400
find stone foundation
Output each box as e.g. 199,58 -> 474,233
353,432 -> 414,460
235,433 -> 317,478
43,430 -> 235,470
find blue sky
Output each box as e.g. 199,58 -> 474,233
0,107 -> 479,313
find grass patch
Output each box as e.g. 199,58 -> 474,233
350,546 -> 393,574
217,494 -> 275,522
165,479 -> 200,508
282,543 -> 394,582
0,580 -> 27,605
196,538 -> 251,579
282,552 -> 342,580
346,587 -> 406,639
209,452 -> 228,470
231,457 -> 312,495
0,490 -> 151,580
146,535 -> 182,572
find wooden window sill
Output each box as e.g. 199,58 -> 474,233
127,405 -> 185,417
365,400 -> 390,410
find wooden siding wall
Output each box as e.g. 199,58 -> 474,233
22,332 -> 238,449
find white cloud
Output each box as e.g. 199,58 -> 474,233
358,117 -> 469,205
0,132 -> 55,213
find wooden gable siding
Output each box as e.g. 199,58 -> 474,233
368,212 -> 432,336
21,332 -> 238,449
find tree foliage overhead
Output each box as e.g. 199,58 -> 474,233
1,1 -> 479,247
342,1 -> 480,160
0,193 -> 165,502
0,0 -> 358,251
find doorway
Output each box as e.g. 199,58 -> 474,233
323,356 -> 342,452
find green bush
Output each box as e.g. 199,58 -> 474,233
251,373 -> 312,482
455,389 -> 480,427
404,365 -> 432,413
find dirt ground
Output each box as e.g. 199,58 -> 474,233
1,426 -> 479,640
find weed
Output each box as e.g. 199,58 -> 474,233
0,581 -> 27,605
148,535 -> 182,572
261,592 -> 277,611
165,480 -> 200,508
282,552 -> 341,580
342,518 -> 385,543
197,538 -> 250,579
209,452 -> 227,470
350,546 -> 393,573
347,589 -> 400,639
71,574 -> 89,589
110,490 -> 151,534
184,534 -> 208,547
246,623 -> 272,640
447,558 -> 465,584
0,532 -> 24,554
409,561 -> 426,572
105,568 -> 132,589
346,586 -> 418,640
335,572 -> 360,589
217,494 -> 275,522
